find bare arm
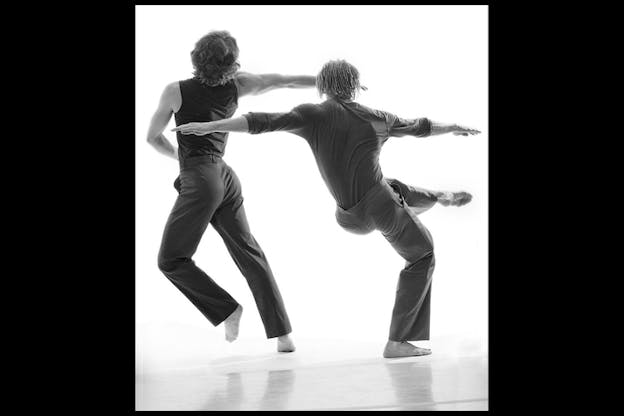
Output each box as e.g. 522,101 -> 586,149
171,116 -> 250,136
235,72 -> 316,97
146,82 -> 181,160
429,121 -> 480,136
171,107 -> 311,137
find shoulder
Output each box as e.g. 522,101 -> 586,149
233,71 -> 260,96
162,81 -> 182,111
293,103 -> 323,117
352,101 -> 388,118
234,71 -> 261,88
360,102 -> 396,126
164,81 -> 184,94
234,71 -> 255,83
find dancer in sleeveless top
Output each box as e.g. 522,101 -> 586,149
146,31 -> 317,352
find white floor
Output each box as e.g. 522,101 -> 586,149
136,323 -> 488,411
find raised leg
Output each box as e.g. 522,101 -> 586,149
386,177 -> 472,215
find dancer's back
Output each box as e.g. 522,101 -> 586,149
245,98 -> 431,209
174,77 -> 239,161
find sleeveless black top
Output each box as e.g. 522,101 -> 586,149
174,77 -> 239,161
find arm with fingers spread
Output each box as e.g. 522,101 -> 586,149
429,121 -> 480,136
146,83 -> 180,161
386,113 -> 480,138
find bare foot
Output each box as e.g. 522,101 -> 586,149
224,305 -> 243,342
383,341 -> 432,358
437,191 -> 472,207
277,334 -> 296,353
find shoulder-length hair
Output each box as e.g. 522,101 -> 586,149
191,31 -> 240,87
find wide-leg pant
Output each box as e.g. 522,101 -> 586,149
335,178 -> 438,342
157,155 -> 291,338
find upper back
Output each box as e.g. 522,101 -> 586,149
299,99 -> 392,208
173,77 -> 239,160
174,77 -> 239,125
309,99 -> 390,154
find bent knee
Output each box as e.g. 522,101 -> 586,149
158,254 -> 181,273
407,247 -> 435,266
403,251 -> 435,276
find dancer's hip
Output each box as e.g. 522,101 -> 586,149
335,179 -> 403,234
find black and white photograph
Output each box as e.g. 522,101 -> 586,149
135,4 -> 489,411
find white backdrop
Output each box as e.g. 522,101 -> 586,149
136,5 -> 488,359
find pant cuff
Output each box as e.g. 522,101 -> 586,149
213,302 -> 240,327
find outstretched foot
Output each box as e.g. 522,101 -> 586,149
277,334 -> 296,353
224,305 -> 243,343
383,341 -> 432,358
437,191 -> 472,207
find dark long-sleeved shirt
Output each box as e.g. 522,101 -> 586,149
244,98 -> 431,209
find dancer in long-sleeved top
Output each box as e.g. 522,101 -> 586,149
147,30 -> 319,353
173,60 -> 480,358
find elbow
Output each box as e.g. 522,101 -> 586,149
423,118 -> 434,137
287,79 -> 312,89
147,131 -> 161,143
281,77 -> 301,89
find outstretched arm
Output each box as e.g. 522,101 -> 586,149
429,121 -> 480,136
386,113 -> 480,138
172,116 -> 251,136
172,107 -> 310,137
146,82 -> 181,161
235,72 -> 316,97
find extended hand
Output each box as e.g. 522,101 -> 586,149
171,122 -> 215,136
452,125 -> 481,136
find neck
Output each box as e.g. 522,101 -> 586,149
328,94 -> 353,103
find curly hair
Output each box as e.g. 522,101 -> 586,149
316,60 -> 365,101
191,31 -> 240,87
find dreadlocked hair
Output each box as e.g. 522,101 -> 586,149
316,60 -> 363,101
191,31 -> 240,87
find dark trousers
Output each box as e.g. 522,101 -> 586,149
335,178 -> 438,342
157,155 -> 291,338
